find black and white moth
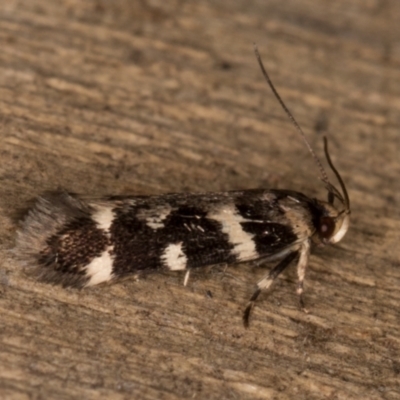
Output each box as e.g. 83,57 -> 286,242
14,47 -> 350,327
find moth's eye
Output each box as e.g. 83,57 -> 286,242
319,216 -> 336,239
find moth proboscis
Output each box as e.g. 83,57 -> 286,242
13,46 -> 350,327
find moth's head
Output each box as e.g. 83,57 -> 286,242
314,201 -> 350,245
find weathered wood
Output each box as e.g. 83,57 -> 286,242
1,1 -> 399,399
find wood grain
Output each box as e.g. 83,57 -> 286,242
1,1 -> 399,399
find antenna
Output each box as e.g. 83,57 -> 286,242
253,45 -> 330,184
323,137 -> 350,211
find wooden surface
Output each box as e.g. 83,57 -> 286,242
1,1 -> 400,399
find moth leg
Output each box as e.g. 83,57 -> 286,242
183,270 -> 190,287
243,252 -> 298,327
296,240 -> 311,311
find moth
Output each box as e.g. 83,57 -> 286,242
14,47 -> 350,327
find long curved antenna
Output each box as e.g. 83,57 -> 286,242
253,44 -> 330,186
323,137 -> 350,211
